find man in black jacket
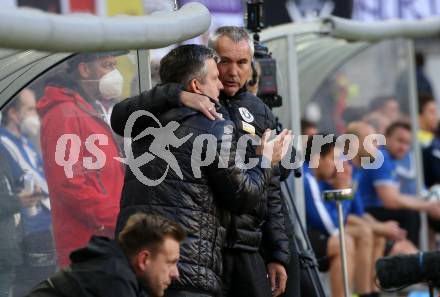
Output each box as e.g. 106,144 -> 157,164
24,213 -> 186,297
112,44 -> 288,297
209,27 -> 290,297
111,28 -> 291,297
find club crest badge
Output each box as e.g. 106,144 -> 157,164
239,107 -> 254,123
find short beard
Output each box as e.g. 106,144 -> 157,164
138,276 -> 159,297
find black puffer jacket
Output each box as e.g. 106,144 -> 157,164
112,101 -> 270,295
220,90 -> 290,266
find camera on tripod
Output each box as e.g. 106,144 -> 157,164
246,0 -> 282,108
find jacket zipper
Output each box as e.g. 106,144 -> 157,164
95,170 -> 108,195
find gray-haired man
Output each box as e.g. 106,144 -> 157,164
207,26 -> 290,297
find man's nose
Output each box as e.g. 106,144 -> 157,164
227,64 -> 239,77
218,80 -> 224,90
171,265 -> 179,280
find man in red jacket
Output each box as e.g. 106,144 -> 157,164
37,52 -> 126,266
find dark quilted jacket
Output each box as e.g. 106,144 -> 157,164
112,98 -> 271,295
220,90 -> 290,266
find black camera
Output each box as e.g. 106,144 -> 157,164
246,0 -> 282,108
376,251 -> 440,290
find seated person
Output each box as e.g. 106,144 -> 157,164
304,135 -> 376,297
24,213 -> 185,297
358,121 -> 440,247
423,121 -> 440,188
347,121 -> 417,256
422,121 -> 440,248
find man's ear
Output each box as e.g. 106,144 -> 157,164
78,62 -> 91,79
187,79 -> 202,94
7,107 -> 18,124
135,249 -> 151,272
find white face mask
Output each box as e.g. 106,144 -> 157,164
99,69 -> 124,100
20,115 -> 40,137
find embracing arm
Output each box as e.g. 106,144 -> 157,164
111,84 -> 220,137
111,83 -> 183,136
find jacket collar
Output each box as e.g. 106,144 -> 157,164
219,85 -> 247,103
159,107 -> 198,125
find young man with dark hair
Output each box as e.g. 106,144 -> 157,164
301,119 -> 318,137
346,122 -> 416,252
304,134 -> 379,297
24,213 -> 185,297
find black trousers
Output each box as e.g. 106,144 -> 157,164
367,207 -> 420,247
222,249 -> 272,297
